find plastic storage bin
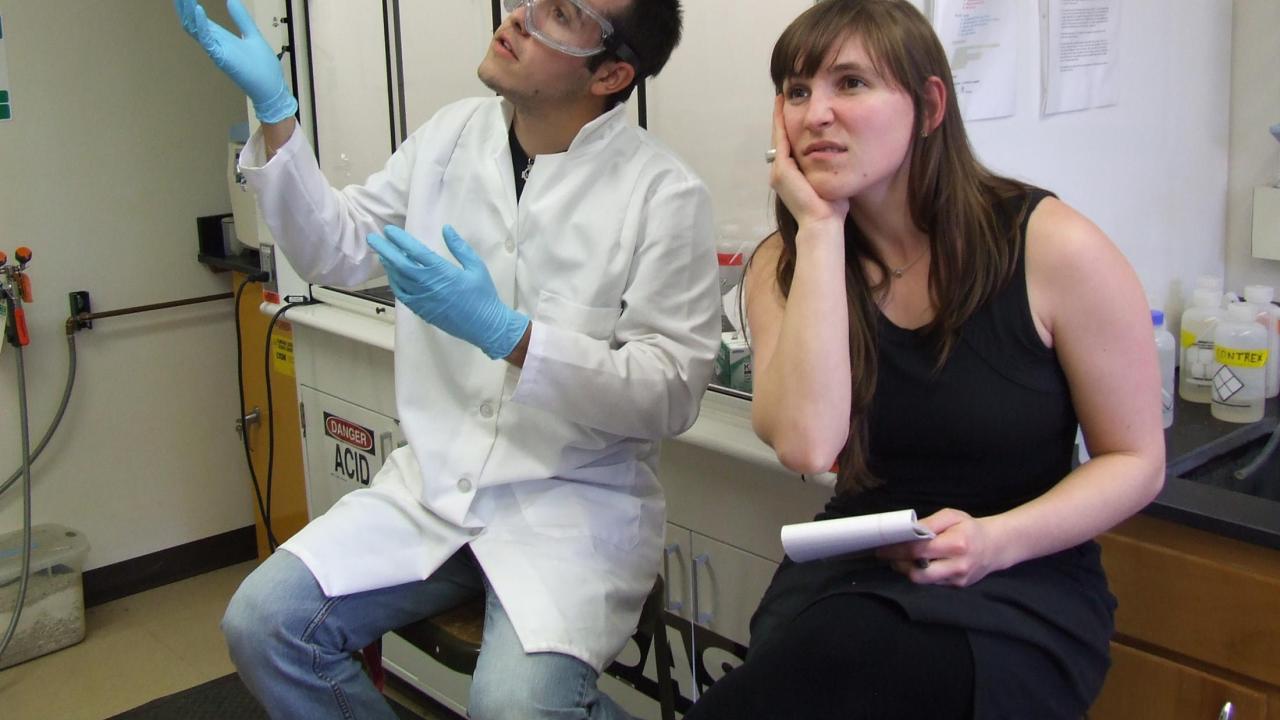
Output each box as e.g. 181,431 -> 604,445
0,524 -> 90,669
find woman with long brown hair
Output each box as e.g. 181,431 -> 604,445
684,1 -> 1164,717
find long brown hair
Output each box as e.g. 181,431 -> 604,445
764,0 -> 1031,495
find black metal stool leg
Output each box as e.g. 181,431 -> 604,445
651,603 -> 677,720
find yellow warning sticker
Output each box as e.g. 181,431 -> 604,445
271,323 -> 295,377
1214,347 -> 1268,369
1180,330 -> 1196,349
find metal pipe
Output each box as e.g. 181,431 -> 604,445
66,292 -> 233,334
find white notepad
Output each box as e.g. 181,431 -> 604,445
780,509 -> 935,562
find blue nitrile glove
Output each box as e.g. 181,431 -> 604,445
175,0 -> 298,124
369,225 -> 530,360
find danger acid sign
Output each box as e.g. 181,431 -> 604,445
325,412 -> 375,486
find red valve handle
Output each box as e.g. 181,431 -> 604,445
11,306 -> 29,346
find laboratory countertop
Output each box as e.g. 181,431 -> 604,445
693,384 -> 1280,551
1149,393 -> 1280,550
260,290 -> 1280,553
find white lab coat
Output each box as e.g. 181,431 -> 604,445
239,97 -> 720,670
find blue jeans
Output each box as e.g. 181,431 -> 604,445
222,548 -> 631,720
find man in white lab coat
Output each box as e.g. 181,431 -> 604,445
176,0 -> 719,717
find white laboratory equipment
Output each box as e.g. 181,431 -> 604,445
227,125 -> 259,251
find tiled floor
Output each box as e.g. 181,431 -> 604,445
0,560 -> 454,720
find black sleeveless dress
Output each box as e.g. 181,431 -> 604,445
747,189 -> 1115,718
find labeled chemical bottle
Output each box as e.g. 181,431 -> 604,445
716,223 -> 748,297
716,224 -> 754,334
1152,310 -> 1176,429
1242,285 -> 1280,398
715,331 -> 753,393
1178,289 -> 1226,403
1210,302 -> 1268,424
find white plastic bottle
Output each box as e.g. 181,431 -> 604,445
1195,275 -> 1236,308
1152,310 -> 1176,429
1242,285 -> 1280,398
1210,303 -> 1269,423
1179,289 -> 1226,403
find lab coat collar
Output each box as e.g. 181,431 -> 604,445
497,99 -> 629,159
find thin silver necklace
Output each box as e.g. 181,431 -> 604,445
890,249 -> 928,279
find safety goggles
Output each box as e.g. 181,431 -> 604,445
503,0 -> 639,66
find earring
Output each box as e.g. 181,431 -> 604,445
920,129 -> 929,139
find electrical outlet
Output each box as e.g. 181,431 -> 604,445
68,290 -> 93,330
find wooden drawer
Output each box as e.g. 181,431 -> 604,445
1092,642 -> 1267,720
1098,516 -> 1280,686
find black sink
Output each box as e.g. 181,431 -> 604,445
1175,431 -> 1280,502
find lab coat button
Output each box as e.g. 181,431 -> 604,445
457,477 -> 473,493
504,238 -> 515,253
479,402 -> 495,419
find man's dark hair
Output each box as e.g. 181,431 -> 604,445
587,0 -> 683,108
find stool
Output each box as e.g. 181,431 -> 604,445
392,577 -> 676,720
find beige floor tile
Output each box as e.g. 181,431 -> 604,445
0,559 -> 458,720
130,562 -> 256,680
0,611 -> 208,719
0,560 -> 257,720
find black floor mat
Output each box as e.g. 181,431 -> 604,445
105,673 -> 423,719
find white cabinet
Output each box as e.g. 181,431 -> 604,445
291,319 -> 399,518
656,391 -> 831,701
305,0 -> 395,186
661,394 -> 832,564
397,0 -> 495,133
298,385 -> 404,518
663,523 -> 779,649
691,531 -> 778,649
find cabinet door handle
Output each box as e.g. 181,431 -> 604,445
1218,702 -> 1234,720
235,406 -> 262,440
662,543 -> 683,612
379,431 -> 394,462
692,553 -> 712,625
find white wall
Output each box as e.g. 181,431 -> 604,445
1226,0 -> 1280,294
962,0 -> 1231,319
315,0 -> 1233,324
649,1 -> 1232,322
0,1 -> 255,570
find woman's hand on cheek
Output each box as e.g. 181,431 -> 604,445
770,95 -> 849,231
875,508 -> 1004,587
